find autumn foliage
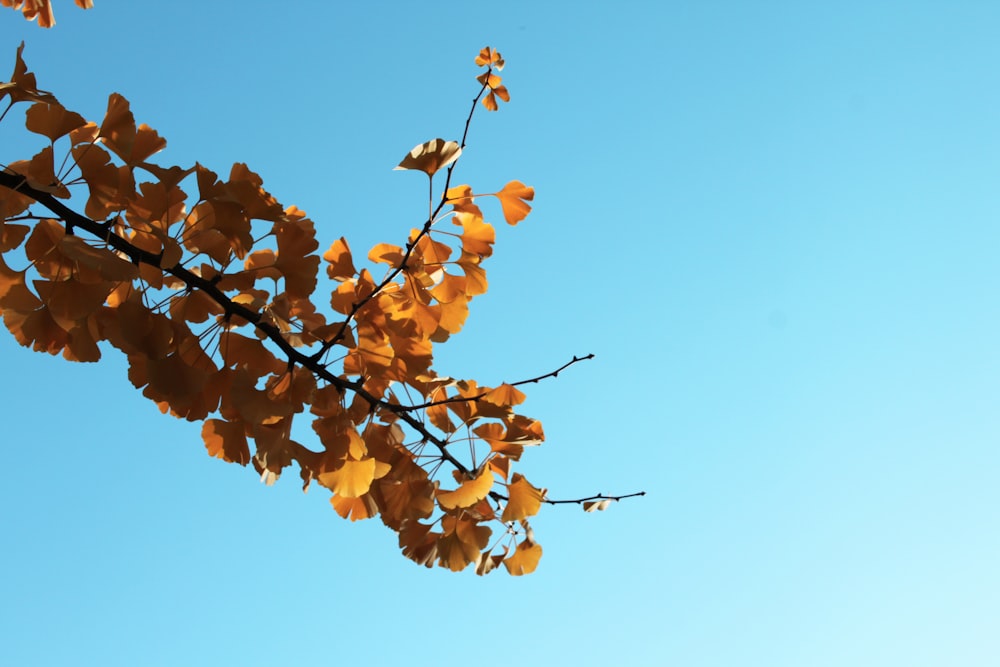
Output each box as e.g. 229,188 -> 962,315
2,8 -> 641,574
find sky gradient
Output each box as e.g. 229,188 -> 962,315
3,2 -> 1000,665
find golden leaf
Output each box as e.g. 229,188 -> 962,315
368,242 -> 405,267
503,539 -> 542,576
501,473 -> 546,522
318,457 -> 378,498
446,185 -> 482,218
399,520 -> 439,568
483,383 -> 526,408
323,236 -> 356,281
437,514 -> 491,572
474,46 -> 504,70
436,466 -> 494,510
330,493 -> 379,521
494,180 -> 534,225
454,212 -> 494,257
393,139 -> 461,177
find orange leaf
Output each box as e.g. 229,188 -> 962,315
503,539 -> 542,576
494,180 -> 534,225
368,242 -> 405,268
436,466 -> 494,510
25,102 -> 86,142
501,473 -> 546,522
474,46 -> 504,70
437,514 -> 491,572
0,42 -> 56,104
0,223 -> 30,252
393,138 -> 461,177
330,493 -> 379,521
202,419 -> 250,465
446,185 -> 482,218
99,93 -> 166,166
324,237 -> 356,280
318,457 -> 378,498
454,212 -> 494,256
483,383 -> 526,408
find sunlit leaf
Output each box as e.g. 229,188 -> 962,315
393,138 -> 461,177
503,539 -> 542,576
502,473 -> 546,522
493,180 -> 534,225
323,236 -> 356,281
436,466 -> 494,510
583,499 -> 613,512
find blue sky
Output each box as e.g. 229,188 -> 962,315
3,1 -> 1000,665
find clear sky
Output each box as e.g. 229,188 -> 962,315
3,1 -> 1000,665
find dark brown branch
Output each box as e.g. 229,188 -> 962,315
0,171 -> 470,474
394,353 -> 595,412
490,490 -> 646,506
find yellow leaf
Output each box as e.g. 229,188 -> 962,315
494,180 -> 534,225
368,242 -> 405,267
393,138 -> 461,177
436,466 -> 494,510
330,493 -> 379,521
323,236 -> 358,281
474,46 -> 504,70
437,514 -> 491,572
501,473 -> 546,522
483,383 -> 526,408
503,539 -> 542,576
317,457 -> 377,498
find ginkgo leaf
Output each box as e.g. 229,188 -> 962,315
501,473 -> 546,522
368,242 -> 405,267
474,46 -> 504,70
503,539 -> 542,576
437,514 -> 491,572
493,180 -> 534,225
202,418 -> 250,465
99,93 -> 166,166
393,139 -> 461,177
399,520 -> 439,568
483,383 -> 526,408
318,457 -> 378,498
436,466 -> 494,510
446,185 -> 482,218
330,493 -> 379,521
583,499 -> 613,512
323,236 -> 356,280
0,223 -> 30,253
454,212 -> 494,256
476,546 -> 508,575
25,102 -> 86,142
0,42 -> 56,104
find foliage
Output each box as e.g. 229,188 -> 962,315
1,7 -> 642,574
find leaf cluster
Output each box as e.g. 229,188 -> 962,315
2,6 -> 644,574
